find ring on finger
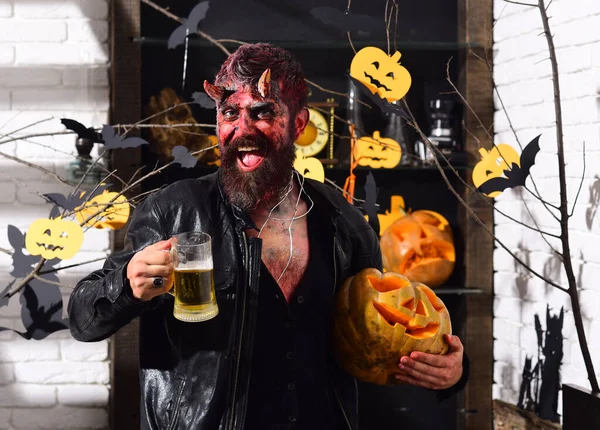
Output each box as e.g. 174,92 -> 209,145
152,277 -> 164,288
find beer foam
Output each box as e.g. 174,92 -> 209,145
176,260 -> 213,271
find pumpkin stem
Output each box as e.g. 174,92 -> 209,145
390,51 -> 402,63
478,147 -> 488,159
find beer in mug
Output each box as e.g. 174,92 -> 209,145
171,232 -> 218,322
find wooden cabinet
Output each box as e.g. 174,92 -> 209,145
110,1 -> 493,429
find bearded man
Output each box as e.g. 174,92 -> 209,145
68,43 -> 468,430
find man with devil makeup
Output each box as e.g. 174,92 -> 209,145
68,43 -> 468,429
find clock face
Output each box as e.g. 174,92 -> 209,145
294,108 -> 329,157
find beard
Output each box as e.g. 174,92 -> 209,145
220,132 -> 296,212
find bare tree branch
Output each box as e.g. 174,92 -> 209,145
0,247 -> 13,256
570,141 -> 586,217
0,150 -> 72,186
38,256 -> 108,275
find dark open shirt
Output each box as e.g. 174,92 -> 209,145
245,209 -> 345,429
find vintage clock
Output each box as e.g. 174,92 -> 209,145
294,107 -> 330,157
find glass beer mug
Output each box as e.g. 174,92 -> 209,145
170,232 -> 219,322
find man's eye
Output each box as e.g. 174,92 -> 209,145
257,110 -> 273,119
222,110 -> 237,119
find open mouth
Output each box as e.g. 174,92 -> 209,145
236,145 -> 266,172
36,243 -> 63,252
364,72 -> 391,91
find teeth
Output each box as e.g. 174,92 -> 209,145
238,146 -> 259,152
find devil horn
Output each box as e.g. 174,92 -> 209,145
203,80 -> 226,103
257,68 -> 271,98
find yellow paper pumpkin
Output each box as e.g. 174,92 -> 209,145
294,149 -> 325,183
350,47 -> 412,102
472,144 -> 521,198
25,218 -> 84,260
355,131 -> 401,169
75,190 -> 130,230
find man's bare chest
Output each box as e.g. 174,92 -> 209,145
250,218 -> 310,302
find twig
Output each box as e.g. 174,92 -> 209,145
537,0 -> 599,393
5,258 -> 46,298
569,141 -> 586,217
121,101 -> 197,137
3,117 -> 55,137
0,247 -> 13,256
403,101 -> 567,292
0,150 -> 72,186
38,256 -> 108,275
32,274 -> 71,289
140,0 -> 231,56
505,0 -> 536,6
0,131 -> 74,145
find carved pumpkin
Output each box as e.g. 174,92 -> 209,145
25,218 -> 84,260
355,131 -> 401,169
380,210 -> 455,288
74,190 -> 130,230
350,47 -> 412,102
472,144 -> 521,198
332,268 -> 451,385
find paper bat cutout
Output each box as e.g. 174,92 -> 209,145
191,91 -> 216,109
101,124 -> 148,149
45,184 -> 111,219
171,146 -> 198,168
362,172 -> 380,236
477,135 -> 541,196
60,118 -> 103,143
168,1 -> 210,49
310,7 -> 379,35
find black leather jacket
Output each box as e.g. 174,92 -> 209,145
68,171 -> 382,430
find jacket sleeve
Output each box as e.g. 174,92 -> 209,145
67,193 -> 168,342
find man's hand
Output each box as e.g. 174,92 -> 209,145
394,334 -> 464,390
126,240 -> 174,301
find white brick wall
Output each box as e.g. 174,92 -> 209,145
493,0 -> 600,415
0,1 -> 110,428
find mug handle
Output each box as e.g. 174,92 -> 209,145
164,246 -> 176,297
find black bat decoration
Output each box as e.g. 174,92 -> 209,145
171,146 -> 197,168
60,118 -> 103,143
168,1 -> 210,49
45,184 -> 111,218
310,7 -> 379,35
101,125 -> 148,149
191,92 -> 216,109
351,75 -> 409,118
477,135 -> 541,195
363,172 -> 380,236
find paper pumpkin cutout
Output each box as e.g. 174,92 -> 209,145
355,131 -> 402,168
171,146 -> 198,169
293,149 -> 325,183
60,118 -> 103,143
475,135 -> 541,197
168,1 -> 210,49
25,218 -> 84,260
74,190 -> 130,230
331,268 -> 451,385
191,91 -> 216,109
350,47 -> 412,103
309,7 -> 379,35
101,125 -> 148,149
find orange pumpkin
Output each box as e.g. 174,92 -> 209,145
74,190 -> 130,230
25,218 -> 84,260
380,210 -> 455,288
332,268 -> 451,385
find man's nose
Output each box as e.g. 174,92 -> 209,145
232,114 -> 256,138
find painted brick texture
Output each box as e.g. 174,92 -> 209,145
0,1 -> 110,428
493,0 -> 600,414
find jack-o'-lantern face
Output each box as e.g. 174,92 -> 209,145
74,190 -> 130,230
350,47 -> 412,102
380,210 -> 455,288
472,144 -> 521,197
25,218 -> 84,260
332,268 -> 451,385
355,131 -> 401,169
